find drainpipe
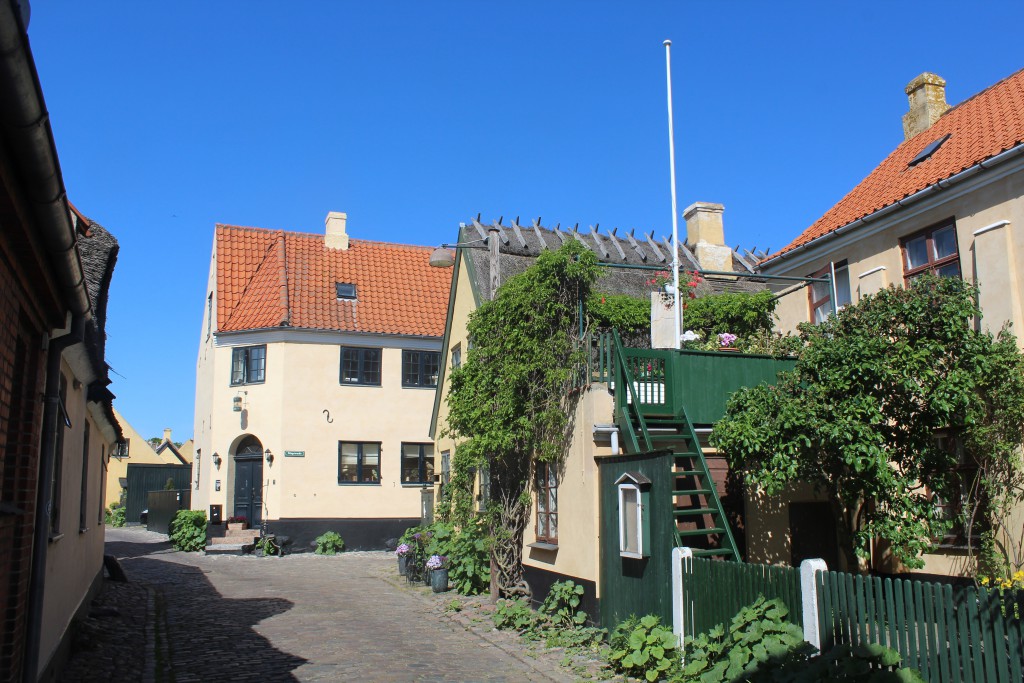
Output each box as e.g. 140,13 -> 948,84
24,314 -> 84,683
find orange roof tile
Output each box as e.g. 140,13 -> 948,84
769,68 -> 1024,262
215,224 -> 450,337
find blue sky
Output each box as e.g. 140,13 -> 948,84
27,1 -> 1024,441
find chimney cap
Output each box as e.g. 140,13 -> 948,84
905,72 -> 947,95
683,202 -> 724,220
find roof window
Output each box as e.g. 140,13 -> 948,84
336,282 -> 357,299
908,133 -> 951,167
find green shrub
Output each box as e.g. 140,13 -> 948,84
751,643 -> 924,682
539,580 -> 588,628
168,510 -> 206,552
493,598 -> 544,638
429,519 -> 491,595
314,531 -> 345,555
604,614 -> 680,682
105,503 -> 125,528
680,596 -> 805,682
254,535 -> 281,556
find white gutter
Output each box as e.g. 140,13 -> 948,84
761,142 -> 1024,270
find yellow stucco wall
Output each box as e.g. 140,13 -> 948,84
105,407 -> 175,508
40,359 -> 113,676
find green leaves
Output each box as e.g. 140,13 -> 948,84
606,614 -> 681,681
712,275 -> 1024,570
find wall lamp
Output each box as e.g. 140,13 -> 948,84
212,452 -> 222,469
429,226 -> 501,298
265,448 -> 274,466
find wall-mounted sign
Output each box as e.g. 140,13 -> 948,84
284,450 -> 305,458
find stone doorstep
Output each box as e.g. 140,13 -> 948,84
208,530 -> 260,544
203,543 -> 251,556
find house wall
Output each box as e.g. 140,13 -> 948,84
105,407 -> 175,508
194,330 -> 438,548
38,360 -> 112,679
191,246 -> 218,518
522,384 -> 614,614
763,163 -> 1024,577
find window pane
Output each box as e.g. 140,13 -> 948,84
537,513 -> 548,539
401,444 -> 420,483
810,280 -> 830,303
231,348 -> 245,384
363,349 -> 381,385
937,261 -> 961,279
834,267 -> 852,308
424,454 -> 434,482
339,443 -> 359,482
905,235 -> 928,270
622,487 -> 638,553
423,352 -> 440,387
932,225 -> 957,260
548,513 -> 557,542
548,487 -> 557,513
249,346 -> 266,382
403,350 -> 420,386
363,443 -> 380,482
341,349 -> 360,383
812,302 -> 831,324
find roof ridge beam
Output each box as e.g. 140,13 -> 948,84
626,230 -> 647,261
510,220 -> 528,249
588,226 -> 610,259
645,232 -> 666,262
606,228 -> 627,260
531,219 -> 549,250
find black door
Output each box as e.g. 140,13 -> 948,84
789,501 -> 840,569
234,456 -> 263,526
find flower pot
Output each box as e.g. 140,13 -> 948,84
397,556 -> 408,576
663,283 -> 677,295
227,522 -> 247,531
719,347 -> 739,353
430,568 -> 449,593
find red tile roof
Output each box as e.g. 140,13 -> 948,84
769,68 -> 1024,262
215,224 -> 450,337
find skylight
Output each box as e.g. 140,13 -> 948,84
908,133 -> 951,167
335,282 -> 356,299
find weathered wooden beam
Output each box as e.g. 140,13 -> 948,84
606,229 -> 627,260
531,220 -> 549,250
588,226 -> 610,259
471,219 -> 488,241
510,221 -> 528,249
626,229 -> 647,261
645,232 -> 666,262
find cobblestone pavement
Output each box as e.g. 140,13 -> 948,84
62,527 -> 584,682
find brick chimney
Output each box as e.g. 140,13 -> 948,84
683,202 -> 732,273
325,211 -> 349,250
902,73 -> 949,141
163,428 -> 172,443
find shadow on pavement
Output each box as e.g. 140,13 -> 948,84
66,553 -> 306,682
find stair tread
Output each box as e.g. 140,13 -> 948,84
676,527 -> 727,536
692,548 -> 736,557
673,488 -> 712,496
672,470 -> 704,477
673,507 -> 719,516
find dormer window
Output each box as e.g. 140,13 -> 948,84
336,282 -> 357,299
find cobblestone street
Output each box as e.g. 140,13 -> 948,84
63,528 -> 580,682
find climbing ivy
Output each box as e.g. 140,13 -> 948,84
442,241 -> 598,595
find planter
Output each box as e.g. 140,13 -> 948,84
430,568 -> 449,593
397,555 -> 408,576
719,347 -> 740,353
227,522 -> 247,531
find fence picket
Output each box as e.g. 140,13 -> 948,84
990,587 -> 1011,683
940,585 -> 960,683
854,574 -> 868,644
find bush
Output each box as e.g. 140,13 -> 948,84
105,503 -> 125,528
539,580 -> 588,628
254,535 -> 280,556
604,614 -> 680,682
493,598 -> 544,638
314,531 -> 345,555
428,519 -> 491,595
680,596 -> 805,682
168,510 -> 207,552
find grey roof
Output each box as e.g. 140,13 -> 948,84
459,218 -> 768,302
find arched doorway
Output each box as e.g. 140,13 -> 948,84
233,435 -> 264,526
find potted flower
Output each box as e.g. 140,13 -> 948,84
226,515 -> 248,531
718,332 -> 739,351
426,555 -> 449,593
395,543 -> 411,576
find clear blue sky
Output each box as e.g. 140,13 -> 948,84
26,2 -> 1024,442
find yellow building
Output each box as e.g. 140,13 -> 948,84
105,410 -> 190,509
193,213 -> 450,549
758,68 -> 1024,577
430,216 -> 762,617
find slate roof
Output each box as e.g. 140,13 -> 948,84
458,219 -> 764,302
768,67 -> 1024,262
215,224 -> 450,337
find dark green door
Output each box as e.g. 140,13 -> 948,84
233,455 -> 263,526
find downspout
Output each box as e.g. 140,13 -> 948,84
24,314 -> 84,683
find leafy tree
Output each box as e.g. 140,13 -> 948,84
442,241 -> 598,595
712,276 -> 1024,572
683,289 -> 778,340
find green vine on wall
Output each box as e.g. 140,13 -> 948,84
442,241 -> 598,596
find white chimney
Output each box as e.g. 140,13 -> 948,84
683,202 -> 732,273
325,211 -> 349,250
163,428 -> 172,443
902,73 -> 949,141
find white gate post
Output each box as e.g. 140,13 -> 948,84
800,558 -> 828,651
671,547 -> 693,650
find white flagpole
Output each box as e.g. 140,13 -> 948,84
664,40 -> 681,349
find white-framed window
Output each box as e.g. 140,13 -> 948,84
808,261 -> 852,324
535,462 -> 558,544
901,220 -> 961,282
615,472 -> 650,559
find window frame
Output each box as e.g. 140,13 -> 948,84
900,219 -> 961,283
230,345 -> 266,386
401,349 -> 440,388
50,373 -> 69,537
535,462 -> 558,545
807,261 -> 852,324
339,347 -> 382,386
450,344 -> 461,371
337,441 -> 382,485
400,442 -> 435,485
79,420 -> 90,533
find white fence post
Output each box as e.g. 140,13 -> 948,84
800,558 -> 827,651
671,546 -> 693,651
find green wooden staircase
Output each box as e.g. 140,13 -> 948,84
607,330 -> 740,561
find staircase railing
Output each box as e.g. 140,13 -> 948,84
610,330 -> 654,452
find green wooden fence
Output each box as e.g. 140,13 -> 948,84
817,570 -> 1024,683
676,554 -> 1024,682
678,554 -> 804,639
